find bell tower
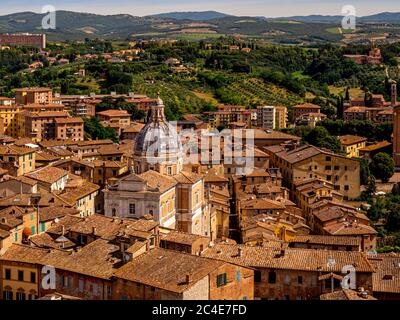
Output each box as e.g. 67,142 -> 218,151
391,80 -> 400,168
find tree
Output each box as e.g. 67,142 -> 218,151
370,152 -> 395,183
303,126 -> 341,153
360,158 -> 371,185
344,87 -> 350,101
84,117 -> 118,143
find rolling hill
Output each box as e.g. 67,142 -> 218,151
148,11 -> 232,20
0,10 -> 398,42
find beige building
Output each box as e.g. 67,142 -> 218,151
0,145 -> 35,176
54,117 -> 84,141
15,87 -> 53,105
103,170 -> 178,229
0,103 -> 20,137
265,144 -> 361,200
339,135 -> 367,158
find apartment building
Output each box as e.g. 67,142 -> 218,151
15,88 -> 53,105
265,144 -> 361,200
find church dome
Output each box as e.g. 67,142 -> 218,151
134,97 -> 182,162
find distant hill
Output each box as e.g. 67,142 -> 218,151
148,11 -> 232,21
270,15 -> 343,23
359,12 -> 400,23
271,12 -> 400,24
0,10 -> 398,42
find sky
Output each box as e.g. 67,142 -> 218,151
0,0 -> 398,17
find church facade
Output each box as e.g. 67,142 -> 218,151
103,97 -> 210,236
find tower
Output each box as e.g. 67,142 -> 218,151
391,80 -> 400,167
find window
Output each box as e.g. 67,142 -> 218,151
254,270 -> 262,282
195,192 -> 199,205
18,270 -> 24,281
112,208 -> 116,217
284,275 -> 290,285
129,203 -> 136,215
63,275 -> 69,287
298,276 -> 303,285
30,272 -> 36,283
327,175 -> 332,181
5,269 -> 11,280
268,271 -> 277,284
236,270 -> 241,282
217,273 -> 227,287
344,185 -> 349,191
325,166 -> 331,170
325,156 -> 331,161
3,291 -> 13,300
167,166 -> 172,175
16,292 -> 26,301
41,223 -> 46,232
31,226 -> 36,235
78,235 -> 87,245
334,165 -> 339,170
79,279 -> 84,292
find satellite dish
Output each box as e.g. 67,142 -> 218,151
54,218 -> 60,223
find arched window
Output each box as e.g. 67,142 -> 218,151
112,208 -> 116,217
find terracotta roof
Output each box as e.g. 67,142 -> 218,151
0,191 -> 70,208
339,135 -> 367,146
54,117 -> 84,124
204,168 -> 229,183
359,141 -> 391,152
172,171 -> 203,184
27,111 -> 69,118
35,151 -> 60,162
97,109 -> 130,117
160,230 -> 210,246
265,144 -> 345,164
240,198 -> 285,210
113,248 -> 225,293
64,214 -> 157,241
77,139 -> 113,147
0,145 -> 35,156
290,235 -> 361,247
57,181 -> 100,204
39,206 -> 80,222
368,253 -> 400,294
323,222 -> 377,236
26,167 -> 68,184
139,170 -> 177,193
344,107 -> 367,113
122,123 -> 145,133
202,244 -> 374,272
1,240 -> 120,280
0,228 -> 10,239
39,139 -> 77,148
12,175 -> 38,186
29,232 -> 75,249
15,87 -> 51,92
320,289 -> 376,300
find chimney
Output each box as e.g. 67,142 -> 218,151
185,274 -> 190,284
238,247 -> 242,257
391,80 -> 398,107
92,226 -> 97,235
